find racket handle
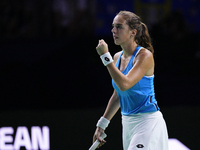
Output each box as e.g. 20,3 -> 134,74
89,132 -> 107,150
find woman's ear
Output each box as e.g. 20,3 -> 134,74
130,29 -> 137,38
132,29 -> 137,36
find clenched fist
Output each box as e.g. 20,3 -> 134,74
96,39 -> 109,56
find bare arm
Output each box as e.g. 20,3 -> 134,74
102,51 -> 121,121
93,90 -> 120,146
96,39 -> 154,91
103,90 -> 120,120
92,50 -> 121,147
107,49 -> 154,91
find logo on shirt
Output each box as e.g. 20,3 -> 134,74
136,144 -> 144,148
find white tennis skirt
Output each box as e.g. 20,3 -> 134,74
122,111 -> 168,150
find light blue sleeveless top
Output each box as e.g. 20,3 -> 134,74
112,46 -> 159,115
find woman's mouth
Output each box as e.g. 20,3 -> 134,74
113,36 -> 118,39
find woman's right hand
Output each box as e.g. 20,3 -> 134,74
93,127 -> 106,148
96,39 -> 109,56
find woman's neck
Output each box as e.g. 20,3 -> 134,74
121,41 -> 138,58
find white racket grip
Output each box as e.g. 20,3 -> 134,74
89,132 -> 107,150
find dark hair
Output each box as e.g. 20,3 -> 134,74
117,11 -> 154,53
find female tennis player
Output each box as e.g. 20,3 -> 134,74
92,11 -> 168,150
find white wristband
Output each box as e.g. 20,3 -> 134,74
96,117 -> 110,130
100,52 -> 114,66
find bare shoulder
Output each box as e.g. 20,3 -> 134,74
113,51 -> 122,64
132,48 -> 154,76
135,48 -> 153,61
134,48 -> 154,72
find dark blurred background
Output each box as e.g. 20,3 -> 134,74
0,0 -> 200,149
1,0 -> 200,110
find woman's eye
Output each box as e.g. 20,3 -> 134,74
112,25 -> 122,30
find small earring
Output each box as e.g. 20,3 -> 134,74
130,35 -> 133,38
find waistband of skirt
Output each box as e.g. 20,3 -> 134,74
122,111 -> 162,121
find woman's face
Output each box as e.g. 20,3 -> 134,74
111,15 -> 133,46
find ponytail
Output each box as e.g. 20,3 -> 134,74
139,23 -> 154,53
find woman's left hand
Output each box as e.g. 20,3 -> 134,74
96,39 -> 109,55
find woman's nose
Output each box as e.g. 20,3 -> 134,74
111,27 -> 115,33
